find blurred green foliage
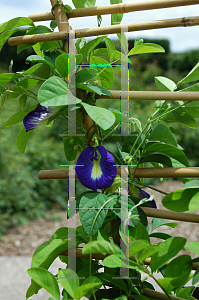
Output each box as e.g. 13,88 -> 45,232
0,38 -> 199,235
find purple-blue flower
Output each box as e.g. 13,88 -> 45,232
23,104 -> 54,132
138,188 -> 157,209
75,146 -> 117,191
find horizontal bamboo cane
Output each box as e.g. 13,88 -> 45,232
28,0 -> 199,21
141,207 -> 199,223
60,248 -> 199,270
8,16 -> 199,46
38,167 -> 199,180
97,91 -> 199,101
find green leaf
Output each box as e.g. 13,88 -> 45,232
63,4 -> 73,13
138,245 -> 161,263
149,123 -> 177,146
0,30 -> 19,51
184,179 -> 199,188
155,76 -> 176,91
108,108 -> 135,124
129,43 -> 165,56
19,94 -> 27,111
179,62 -> 199,84
72,0 -> 96,9
189,190 -> 199,212
76,68 -> 98,84
63,136 -> 85,161
55,54 -> 83,78
162,108 -> 197,129
79,192 -> 109,235
135,222 -> 150,243
76,83 -> 102,95
58,268 -> 79,299
31,239 -> 68,269
102,254 -> 121,268
185,241 -> 199,256
162,187 -> 199,212
0,17 -> 34,33
74,276 -> 102,300
16,127 -> 33,153
23,63 -> 51,79
96,273 -> 128,293
50,227 -> 68,240
129,240 -> 149,257
11,78 -> 41,100
117,33 -> 128,54
82,240 -> 120,255
145,142 -> 188,167
149,232 -> 172,240
4,111 -> 27,127
105,37 -> 115,63
180,82 -> 199,92
182,101 -> 199,118
192,268 -> 199,285
151,218 -> 178,231
27,268 -> 60,300
158,277 -> 183,293
90,56 -> 114,90
0,17 -> 33,51
150,237 -> 186,272
38,76 -> 81,106
164,255 -> 192,288
110,0 -> 123,25
0,90 -> 9,108
80,36 -> 106,61
26,279 -> 41,299
92,48 -> 131,64
0,73 -> 21,86
176,286 -> 195,299
102,254 -> 144,272
140,153 -> 172,167
26,55 -> 55,73
81,102 -> 115,130
50,20 -> 57,31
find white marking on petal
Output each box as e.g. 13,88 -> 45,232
91,159 -> 102,179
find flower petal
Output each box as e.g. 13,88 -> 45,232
75,146 -> 117,191
23,104 -> 54,132
139,188 -> 157,209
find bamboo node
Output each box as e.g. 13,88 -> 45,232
182,17 -> 187,27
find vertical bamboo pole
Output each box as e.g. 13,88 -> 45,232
50,0 -> 69,52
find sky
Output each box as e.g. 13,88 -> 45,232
1,0 -> 199,53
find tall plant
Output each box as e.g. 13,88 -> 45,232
1,1 -> 199,299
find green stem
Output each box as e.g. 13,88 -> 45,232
60,113 -> 87,140
129,121 -> 149,157
133,179 -> 168,195
142,265 -> 172,300
102,123 -> 120,141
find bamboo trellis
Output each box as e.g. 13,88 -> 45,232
8,0 -> 199,297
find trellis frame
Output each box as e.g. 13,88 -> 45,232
8,0 -> 199,298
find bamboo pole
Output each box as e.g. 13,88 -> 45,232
28,0 -> 199,21
38,167 -> 199,180
50,0 -> 69,53
60,248 -> 199,270
143,288 -> 185,300
141,207 -> 199,223
8,16 -> 199,46
97,91 -> 199,101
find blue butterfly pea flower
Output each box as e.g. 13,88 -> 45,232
23,104 -> 54,132
138,187 -> 157,209
129,182 -> 157,209
75,146 -> 117,191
